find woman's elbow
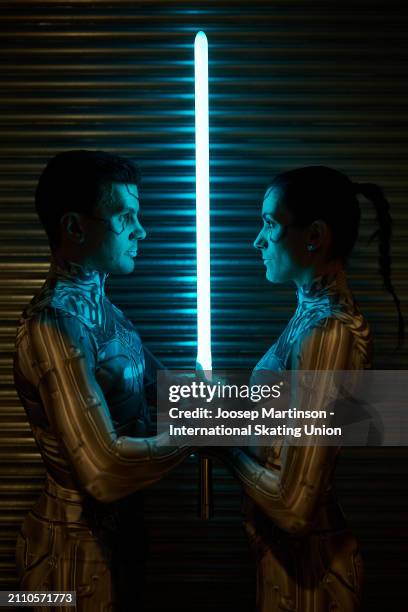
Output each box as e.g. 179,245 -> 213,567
281,512 -> 315,535
256,496 -> 316,535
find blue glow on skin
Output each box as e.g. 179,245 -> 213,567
123,366 -> 133,380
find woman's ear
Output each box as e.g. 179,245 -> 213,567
60,212 -> 85,244
307,219 -> 329,251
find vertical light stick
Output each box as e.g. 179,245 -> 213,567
194,31 -> 213,519
194,30 -> 212,372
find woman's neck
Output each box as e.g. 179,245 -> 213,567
293,259 -> 344,290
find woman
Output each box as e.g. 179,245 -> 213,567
225,167 -> 404,611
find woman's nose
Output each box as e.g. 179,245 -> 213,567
254,230 -> 267,250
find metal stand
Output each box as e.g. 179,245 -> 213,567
199,456 -> 213,520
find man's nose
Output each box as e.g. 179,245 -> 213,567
254,230 -> 267,250
130,220 -> 147,241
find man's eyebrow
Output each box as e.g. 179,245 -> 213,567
112,204 -> 139,214
124,184 -> 139,199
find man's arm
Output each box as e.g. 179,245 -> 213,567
25,308 -> 192,503
143,344 -> 165,411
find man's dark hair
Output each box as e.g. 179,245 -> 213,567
35,149 -> 141,250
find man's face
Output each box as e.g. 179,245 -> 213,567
82,183 -> 146,274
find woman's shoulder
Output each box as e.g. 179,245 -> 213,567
291,314 -> 372,370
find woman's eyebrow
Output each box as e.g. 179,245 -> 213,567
262,212 -> 275,221
263,186 -> 274,201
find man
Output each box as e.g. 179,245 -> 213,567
13,150 -> 191,610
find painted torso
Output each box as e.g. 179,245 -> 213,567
14,258 -> 148,489
242,270 -> 372,611
254,269 -> 371,373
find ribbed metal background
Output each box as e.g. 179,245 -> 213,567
0,1 -> 407,610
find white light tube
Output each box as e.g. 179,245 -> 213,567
194,31 -> 212,371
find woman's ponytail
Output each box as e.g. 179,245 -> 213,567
354,182 -> 404,347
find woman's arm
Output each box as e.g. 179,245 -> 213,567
226,317 -> 355,534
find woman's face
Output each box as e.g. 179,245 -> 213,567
254,186 -> 312,284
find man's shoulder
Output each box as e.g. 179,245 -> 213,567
21,283 -> 97,331
17,292 -> 96,352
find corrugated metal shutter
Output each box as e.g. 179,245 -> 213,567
0,1 -> 407,610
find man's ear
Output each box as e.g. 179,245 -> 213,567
60,212 -> 85,244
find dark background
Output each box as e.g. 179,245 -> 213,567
0,1 -> 407,610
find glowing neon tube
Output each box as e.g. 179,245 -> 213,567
195,31 -> 213,521
194,30 -> 212,372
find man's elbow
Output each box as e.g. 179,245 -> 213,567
82,469 -> 156,503
83,476 -> 124,503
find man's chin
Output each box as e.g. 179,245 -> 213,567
122,261 -> 136,274
110,258 -> 136,275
